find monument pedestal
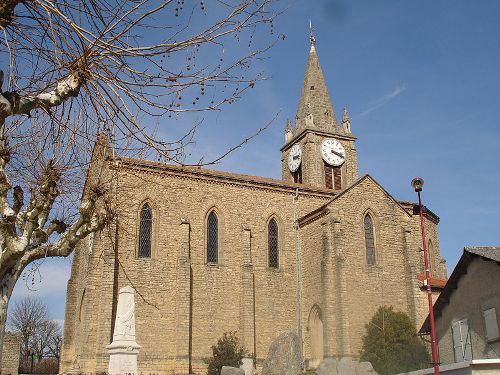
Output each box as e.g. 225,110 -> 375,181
107,340 -> 141,375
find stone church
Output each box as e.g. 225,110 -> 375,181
60,37 -> 448,374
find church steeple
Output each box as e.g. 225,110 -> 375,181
294,34 -> 339,133
281,30 -> 359,189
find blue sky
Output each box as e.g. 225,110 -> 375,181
9,0 -> 500,321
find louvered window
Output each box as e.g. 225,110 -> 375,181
138,203 -> 152,258
324,163 -> 341,190
293,166 -> 303,184
364,214 -> 376,265
207,211 -> 218,263
452,319 -> 472,362
268,218 -> 279,268
483,308 -> 500,341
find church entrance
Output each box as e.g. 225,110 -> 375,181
308,305 -> 324,368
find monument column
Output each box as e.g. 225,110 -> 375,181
175,219 -> 192,374
107,286 -> 141,375
240,226 -> 255,375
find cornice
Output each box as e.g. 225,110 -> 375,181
111,157 -> 337,199
281,127 -> 357,152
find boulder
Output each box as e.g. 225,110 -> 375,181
355,361 -> 376,375
316,358 -> 338,375
221,366 -> 245,375
262,332 -> 302,375
315,358 -> 377,375
337,357 -> 357,375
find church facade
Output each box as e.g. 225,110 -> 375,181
60,40 -> 448,374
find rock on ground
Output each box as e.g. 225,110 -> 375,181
316,357 -> 377,375
221,365 -> 245,375
262,331 -> 302,375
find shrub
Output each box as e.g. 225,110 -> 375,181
360,306 -> 430,375
206,331 -> 245,375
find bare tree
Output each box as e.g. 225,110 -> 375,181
32,319 -> 61,359
7,296 -> 62,372
7,297 -> 45,361
0,0 -> 281,356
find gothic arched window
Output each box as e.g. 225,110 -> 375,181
427,239 -> 434,275
138,203 -> 152,258
268,218 -> 279,268
207,211 -> 218,264
364,214 -> 376,265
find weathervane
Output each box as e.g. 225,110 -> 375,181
309,19 -> 316,46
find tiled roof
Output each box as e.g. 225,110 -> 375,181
465,246 -> 500,262
416,273 -> 447,289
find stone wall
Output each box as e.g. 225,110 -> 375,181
61,159 -> 333,375
2,333 -> 20,375
299,176 -> 444,363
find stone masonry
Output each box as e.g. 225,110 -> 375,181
60,38 -> 448,375
1,333 -> 20,375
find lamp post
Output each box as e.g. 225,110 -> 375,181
411,177 -> 440,375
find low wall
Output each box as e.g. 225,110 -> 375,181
399,359 -> 500,375
1,332 -> 20,375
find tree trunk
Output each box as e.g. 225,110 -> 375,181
0,272 -> 19,366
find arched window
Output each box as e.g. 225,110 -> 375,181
324,162 -> 341,190
207,211 -> 218,264
427,239 -> 434,275
268,218 -> 279,268
364,214 -> 376,265
138,203 -> 152,258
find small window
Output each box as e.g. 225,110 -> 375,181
138,203 -> 152,258
364,214 -> 376,265
483,308 -> 500,341
452,319 -> 472,362
207,211 -> 218,264
268,218 -> 279,268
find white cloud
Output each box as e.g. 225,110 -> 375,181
358,83 -> 408,117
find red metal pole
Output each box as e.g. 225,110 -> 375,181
416,189 -> 440,375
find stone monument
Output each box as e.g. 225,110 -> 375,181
107,286 -> 141,375
262,331 -> 302,375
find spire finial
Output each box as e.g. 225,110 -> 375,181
309,20 -> 316,46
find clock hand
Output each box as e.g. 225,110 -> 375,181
330,150 -> 345,159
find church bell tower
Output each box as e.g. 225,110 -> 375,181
281,33 -> 358,190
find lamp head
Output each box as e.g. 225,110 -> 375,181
411,177 -> 424,192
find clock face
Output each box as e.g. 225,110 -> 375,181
287,144 -> 302,172
321,138 -> 346,166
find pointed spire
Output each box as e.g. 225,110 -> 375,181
342,106 -> 351,134
294,29 -> 338,134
